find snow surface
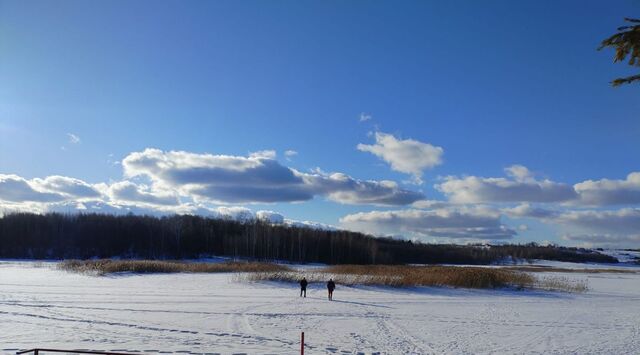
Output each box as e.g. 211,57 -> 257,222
599,249 -> 640,264
526,258 -> 639,270
1,261 -> 639,354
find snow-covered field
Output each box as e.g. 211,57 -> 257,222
1,261 -> 639,355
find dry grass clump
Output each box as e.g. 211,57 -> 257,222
536,276 -> 589,293
244,265 -> 589,292
244,265 -> 535,290
507,266 -> 638,274
325,265 -> 535,289
59,259 -> 291,275
60,261 -> 589,293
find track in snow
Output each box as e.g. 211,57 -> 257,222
1,262 -> 639,354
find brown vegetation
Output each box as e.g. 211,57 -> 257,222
59,259 -> 291,275
244,265 -> 591,292
60,260 -> 589,293
536,276 -> 589,293
505,266 -> 639,274
244,265 -> 537,290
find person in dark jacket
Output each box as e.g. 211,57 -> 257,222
327,279 -> 336,300
300,277 -> 308,297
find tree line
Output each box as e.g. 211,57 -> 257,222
0,213 -> 617,264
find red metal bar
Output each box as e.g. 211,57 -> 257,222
301,331 -> 305,355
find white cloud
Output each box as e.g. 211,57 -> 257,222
502,203 -> 559,219
249,150 -> 277,159
561,233 -> 640,249
307,173 -> 424,206
214,206 -> 255,221
410,199 -> 451,209
108,181 -> 180,206
123,148 -> 314,203
359,112 -> 372,122
510,208 -> 640,248
504,165 -> 534,182
0,147 -> 424,218
122,148 -> 423,205
45,199 -> 231,218
0,174 -> 66,203
340,206 -> 516,241
437,167 -> 577,204
0,173 -> 337,230
256,210 -> 285,224
67,133 -> 81,144
357,132 -> 443,184
438,167 -> 640,207
574,172 -> 640,206
555,208 -> 640,235
284,219 -> 337,231
33,176 -> 102,199
284,150 -> 298,161
501,202 -> 640,248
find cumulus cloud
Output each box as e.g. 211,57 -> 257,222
503,207 -> 640,248
35,200 -> 307,228
502,203 -> 559,219
504,165 -> 534,182
122,148 -> 423,205
214,206 -> 255,221
109,181 -> 180,206
5,155 -> 640,247
283,219 -> 337,231
411,200 -> 451,209
0,174 -> 202,216
42,200 -> 224,218
500,202 -> 640,248
33,176 -> 102,199
574,172 -> 640,206
249,150 -> 277,159
0,146 -> 424,223
437,166 -> 577,204
340,207 -> 516,241
237,209 -> 336,230
357,132 -> 443,184
555,208 -> 640,235
561,233 -> 640,248
256,210 -> 285,224
0,174 -> 66,203
123,148 -> 314,203
308,173 -> 424,206
438,167 -> 640,207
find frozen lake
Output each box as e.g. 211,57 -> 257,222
1,261 -> 639,354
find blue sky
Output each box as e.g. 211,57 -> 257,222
1,1 -> 639,248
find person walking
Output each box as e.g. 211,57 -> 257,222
299,277 -> 308,297
327,279 -> 336,300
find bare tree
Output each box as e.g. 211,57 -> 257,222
0,213 -> 620,264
